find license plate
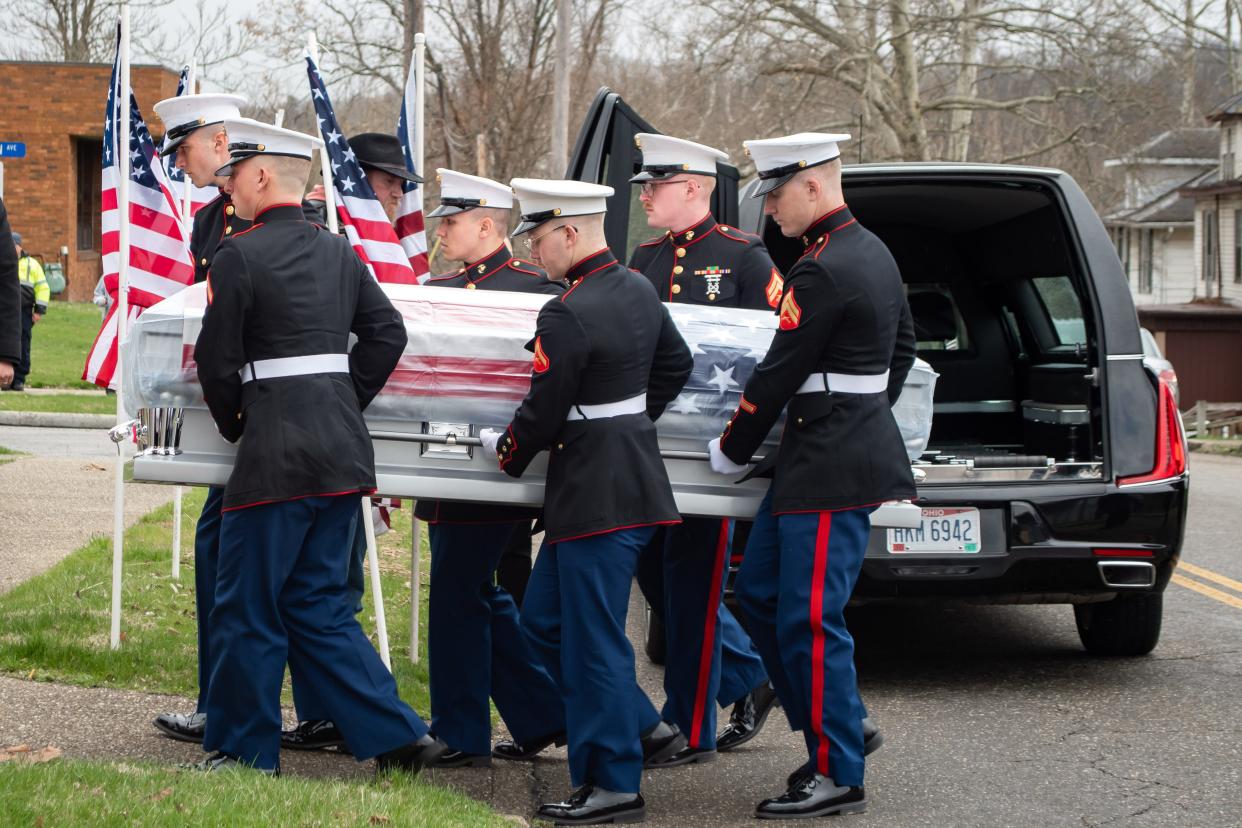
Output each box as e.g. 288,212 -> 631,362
886,507 -> 980,554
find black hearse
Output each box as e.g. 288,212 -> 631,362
569,89 -> 1189,657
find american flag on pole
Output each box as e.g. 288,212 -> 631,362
397,65 -> 430,281
163,65 -> 217,218
306,55 -> 420,285
83,36 -> 195,389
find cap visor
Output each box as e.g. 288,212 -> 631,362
157,135 -> 187,158
510,218 -> 545,238
427,203 -> 470,218
629,169 -> 677,183
751,173 -> 796,197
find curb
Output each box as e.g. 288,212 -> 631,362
0,411 -> 115,429
1187,439 -> 1242,458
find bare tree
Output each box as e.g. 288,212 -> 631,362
3,0 -> 164,62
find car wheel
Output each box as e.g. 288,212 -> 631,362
1073,593 -> 1163,656
644,602 -> 666,665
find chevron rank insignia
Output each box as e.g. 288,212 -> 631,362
779,287 -> 801,330
765,267 -> 784,308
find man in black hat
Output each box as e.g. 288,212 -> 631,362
303,132 -> 423,226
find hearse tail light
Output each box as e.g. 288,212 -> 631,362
1118,377 -> 1186,487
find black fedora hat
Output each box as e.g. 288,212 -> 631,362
348,132 -> 424,184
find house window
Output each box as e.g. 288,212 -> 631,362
1226,128 -> 1237,180
1235,210 -> 1241,284
1203,210 -> 1217,286
75,138 -> 103,251
1115,227 -> 1130,282
1139,229 -> 1153,294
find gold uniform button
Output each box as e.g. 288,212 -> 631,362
466,283 -> 477,290
225,205 -> 235,216
796,417 -> 804,424
817,236 -> 824,244
497,453 -> 503,460
557,443 -> 564,450
673,265 -> 684,275
671,284 -> 682,295
200,257 -> 208,266
708,293 -> 717,301
676,247 -> 687,258
224,226 -> 233,234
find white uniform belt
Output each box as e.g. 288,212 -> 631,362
566,393 -> 647,421
796,370 -> 890,395
239,353 -> 350,384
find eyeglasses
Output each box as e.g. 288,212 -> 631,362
524,224 -> 574,252
638,179 -> 690,198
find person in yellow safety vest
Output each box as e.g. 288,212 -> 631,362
11,232 -> 48,392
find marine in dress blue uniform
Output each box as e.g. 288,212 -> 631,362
190,119 -> 445,774
150,93 -> 250,746
625,133 -> 778,764
708,133 -> 915,818
412,169 -> 567,768
489,178 -> 693,825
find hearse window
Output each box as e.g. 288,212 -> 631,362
1032,276 -> 1086,347
908,285 -> 970,352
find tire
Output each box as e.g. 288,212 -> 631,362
1074,593 -> 1163,656
644,602 -> 667,665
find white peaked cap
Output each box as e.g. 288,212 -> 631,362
631,133 -> 729,182
742,132 -> 851,196
428,168 -> 514,217
153,93 -> 247,157
509,178 -> 615,237
214,118 -> 322,177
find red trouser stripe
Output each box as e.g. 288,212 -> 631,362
809,512 -> 833,775
688,518 -> 730,747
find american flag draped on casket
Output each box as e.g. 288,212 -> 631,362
120,283 -> 935,519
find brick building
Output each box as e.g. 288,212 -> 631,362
0,61 -> 180,302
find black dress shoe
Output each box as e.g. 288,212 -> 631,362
862,716 -> 884,756
756,773 -> 866,819
153,712 -> 206,744
432,748 -> 492,768
180,751 -> 279,776
641,720 -> 687,767
280,719 -> 349,752
536,785 -> 646,825
785,721 -> 884,788
716,682 -> 779,752
375,734 -> 449,776
492,729 -> 567,761
645,744 -> 716,768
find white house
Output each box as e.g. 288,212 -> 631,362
1181,91 -> 1242,306
1103,129 -> 1217,305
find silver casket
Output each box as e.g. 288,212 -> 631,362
121,283 -> 936,520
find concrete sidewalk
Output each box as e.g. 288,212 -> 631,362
0,427 -> 175,594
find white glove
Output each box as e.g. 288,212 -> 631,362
479,428 -> 502,458
708,437 -> 750,475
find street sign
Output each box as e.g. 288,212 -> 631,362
0,142 -> 26,159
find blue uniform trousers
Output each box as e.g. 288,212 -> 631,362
290,512 -> 368,722
521,526 -> 657,794
203,495 -> 430,770
193,486 -> 225,713
734,488 -> 871,787
428,522 -> 566,755
635,520 -> 768,747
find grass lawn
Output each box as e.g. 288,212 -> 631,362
0,392 -> 115,414
0,488 -> 434,716
0,758 -> 508,827
0,446 -> 23,465
27,301 -> 105,389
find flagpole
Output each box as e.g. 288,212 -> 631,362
409,31 -> 426,665
306,33 -> 340,235
110,2 -> 132,650
171,57 -> 196,583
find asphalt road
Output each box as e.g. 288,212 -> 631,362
1,429 -> 1238,826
